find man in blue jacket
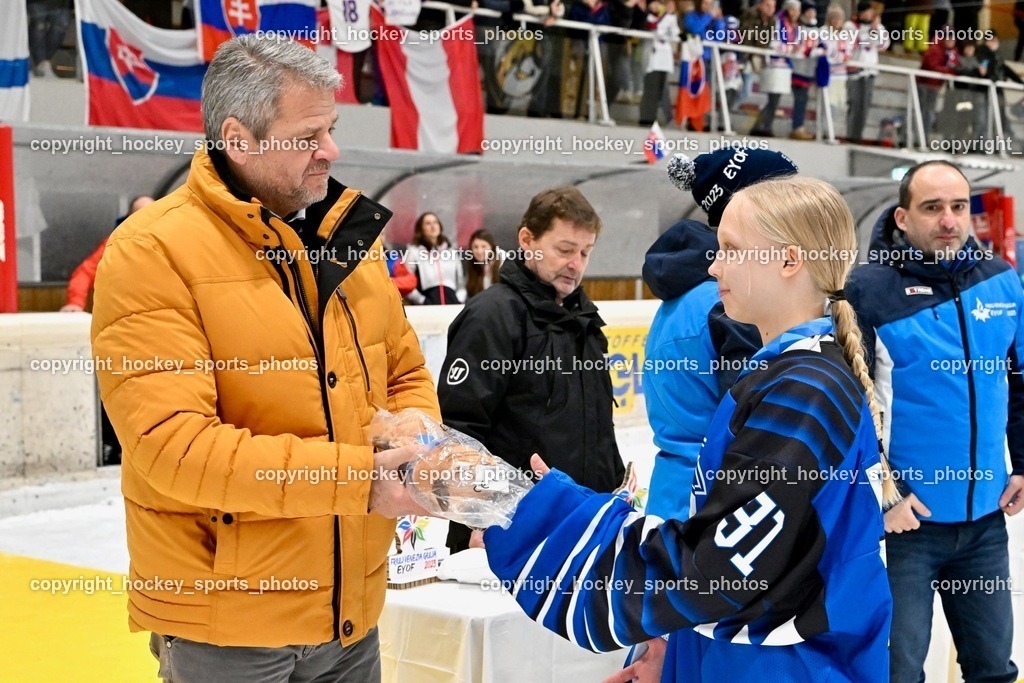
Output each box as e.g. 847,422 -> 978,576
846,160 -> 1024,683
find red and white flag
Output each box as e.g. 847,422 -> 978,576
315,8 -> 359,104
371,5 -> 483,154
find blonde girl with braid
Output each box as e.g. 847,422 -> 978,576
723,176 -> 900,505
482,173 -> 895,682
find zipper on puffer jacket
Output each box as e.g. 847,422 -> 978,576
950,274 -> 978,521
338,290 -> 371,393
283,254 -> 346,641
264,212 -> 349,641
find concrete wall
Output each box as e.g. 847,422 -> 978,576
0,313 -> 97,478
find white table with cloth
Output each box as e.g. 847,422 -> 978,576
378,581 -> 627,683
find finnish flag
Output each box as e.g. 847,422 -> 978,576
0,0 -> 31,122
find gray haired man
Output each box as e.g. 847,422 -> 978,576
91,35 -> 438,683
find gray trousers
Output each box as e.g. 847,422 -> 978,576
150,629 -> 381,683
846,75 -> 875,142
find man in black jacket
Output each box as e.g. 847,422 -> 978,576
439,187 -> 624,552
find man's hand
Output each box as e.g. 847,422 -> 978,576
602,637 -> 667,683
884,493 -> 931,533
469,529 -> 486,549
999,474 -> 1024,516
60,304 -> 84,312
368,445 -> 430,519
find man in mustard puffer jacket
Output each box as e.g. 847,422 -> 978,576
91,35 -> 439,682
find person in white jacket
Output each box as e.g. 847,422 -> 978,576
847,0 -> 890,143
405,212 -> 466,305
639,0 -> 680,126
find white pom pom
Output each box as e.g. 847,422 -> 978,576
667,154 -> 697,191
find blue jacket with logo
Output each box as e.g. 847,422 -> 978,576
486,318 -> 892,682
846,208 -> 1024,523
642,220 -> 760,519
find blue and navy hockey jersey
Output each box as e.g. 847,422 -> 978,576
847,209 -> 1024,522
485,318 -> 892,682
642,220 -> 760,519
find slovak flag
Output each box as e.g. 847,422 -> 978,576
0,0 -> 31,122
675,39 -> 711,130
76,0 -> 204,132
371,5 -> 484,154
644,122 -> 666,163
195,0 -> 319,62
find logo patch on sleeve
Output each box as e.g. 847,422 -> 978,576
905,286 -> 933,296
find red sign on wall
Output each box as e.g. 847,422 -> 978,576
0,125 -> 18,312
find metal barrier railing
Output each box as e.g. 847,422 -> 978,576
419,1 -> 1024,156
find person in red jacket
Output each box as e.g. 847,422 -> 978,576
916,31 -> 958,144
385,247 -> 417,297
61,195 -> 154,312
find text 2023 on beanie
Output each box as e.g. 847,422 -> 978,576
667,149 -> 798,227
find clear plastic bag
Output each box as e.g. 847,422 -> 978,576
371,409 -> 534,530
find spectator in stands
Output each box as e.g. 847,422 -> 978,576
405,212 -> 466,305
608,0 -> 642,105
617,0 -> 651,105
527,0 -> 567,118
737,0 -> 777,110
682,0 -> 718,50
385,247 -> 417,298
788,2 -> 821,139
26,0 -> 73,78
822,4 -> 855,136
917,31 -> 959,142
568,0 -> 615,113
847,160 -> 1023,683
750,0 -> 800,137
716,15 -> 744,110
955,41 -> 988,140
473,0 -> 516,115
464,229 -> 502,299
62,196 -> 155,312
438,187 -> 623,553
639,0 -> 680,126
903,0 -> 930,54
977,33 -> 1024,144
847,0 -> 889,143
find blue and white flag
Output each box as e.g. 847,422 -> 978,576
0,0 -> 31,122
